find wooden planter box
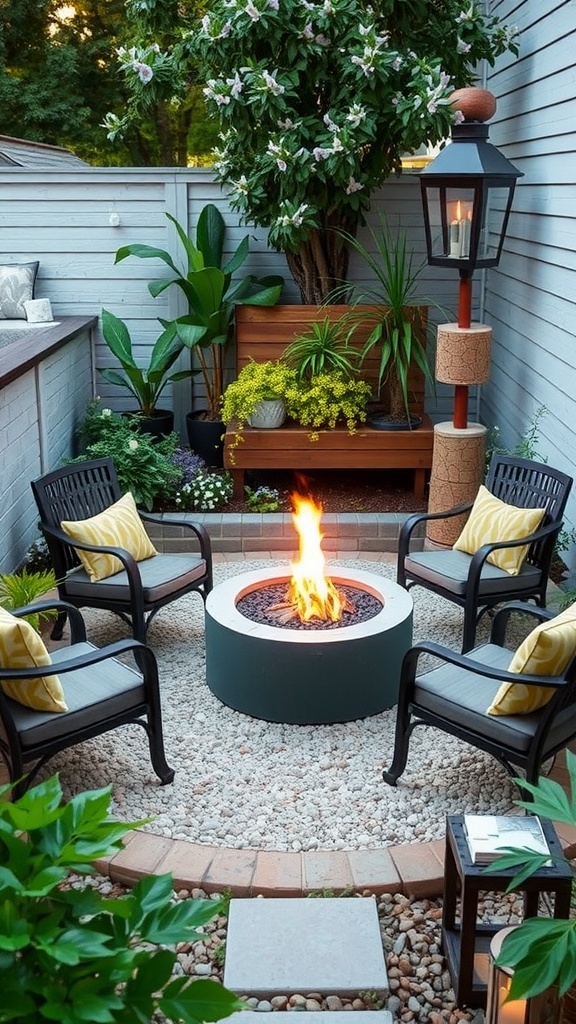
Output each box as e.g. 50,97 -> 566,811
225,305 -> 433,499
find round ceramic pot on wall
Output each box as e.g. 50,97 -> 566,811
247,399 -> 286,429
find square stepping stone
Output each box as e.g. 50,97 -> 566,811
224,897 -> 388,998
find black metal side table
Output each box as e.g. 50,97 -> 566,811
442,814 -> 573,1008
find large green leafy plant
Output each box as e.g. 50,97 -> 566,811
489,750 -> 576,1001
105,0 -> 518,303
115,204 -> 283,420
99,309 -> 195,417
0,774 -> 243,1024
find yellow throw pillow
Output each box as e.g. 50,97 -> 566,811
61,491 -> 157,582
0,607 -> 67,712
487,602 -> 576,716
453,485 -> 545,576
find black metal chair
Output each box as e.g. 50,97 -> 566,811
383,602 -> 576,796
397,455 -> 573,652
0,600 -> 174,799
31,458 -> 213,643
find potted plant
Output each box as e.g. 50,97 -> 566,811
331,221 -> 441,428
283,315 -> 360,382
115,204 -> 283,464
108,2 -> 518,304
0,773 -> 243,1024
99,308 -> 194,437
0,567 -> 58,634
222,359 -> 298,457
284,369 -> 372,437
489,750 -> 576,1021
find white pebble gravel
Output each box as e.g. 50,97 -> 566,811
50,561 -> 520,851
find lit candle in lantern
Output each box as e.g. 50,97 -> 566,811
449,218 -> 460,257
460,211 -> 471,258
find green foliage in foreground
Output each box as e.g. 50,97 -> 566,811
489,750 -> 576,1001
0,775 -> 244,1023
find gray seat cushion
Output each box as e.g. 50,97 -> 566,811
63,552 -> 206,602
414,642 -> 576,755
404,549 -> 542,596
6,642 -> 146,747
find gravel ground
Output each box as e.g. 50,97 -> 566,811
69,872 -> 529,1023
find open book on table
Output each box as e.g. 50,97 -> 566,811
463,814 -> 550,865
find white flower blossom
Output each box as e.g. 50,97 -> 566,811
358,23 -> 371,36
323,0 -> 334,13
452,108 -> 466,125
299,0 -> 315,8
456,4 -> 475,23
228,72 -> 243,98
278,117 -> 299,130
267,0 -> 279,8
128,439 -> 139,451
427,100 -> 438,113
101,408 -> 113,417
262,70 -> 285,95
345,176 -> 363,194
312,146 -> 332,160
201,15 -> 211,32
346,103 -> 367,127
456,37 -> 471,53
323,113 -> 340,133
302,22 -> 315,39
133,61 -> 153,83
392,56 -> 403,71
331,136 -> 344,152
245,0 -> 261,20
277,159 -> 287,171
315,34 -> 330,46
233,174 -> 250,194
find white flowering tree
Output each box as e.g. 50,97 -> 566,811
105,0 -> 518,302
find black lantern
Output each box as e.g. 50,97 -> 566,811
419,89 -> 523,328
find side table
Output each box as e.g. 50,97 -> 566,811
442,814 -> 572,1008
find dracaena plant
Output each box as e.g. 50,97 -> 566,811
0,774 -> 244,1024
115,204 -> 284,421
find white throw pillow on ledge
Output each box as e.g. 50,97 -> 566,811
0,262 -> 39,319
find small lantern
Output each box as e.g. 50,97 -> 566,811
486,927 -> 560,1024
419,88 -> 523,280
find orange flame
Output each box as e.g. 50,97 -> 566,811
288,493 -> 345,622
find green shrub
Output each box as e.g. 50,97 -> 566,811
0,775 -> 243,1024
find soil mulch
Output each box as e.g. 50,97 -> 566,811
225,467 -> 428,515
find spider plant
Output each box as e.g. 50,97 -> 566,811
0,567 -> 58,631
283,315 -> 360,381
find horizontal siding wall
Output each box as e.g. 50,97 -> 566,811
0,168 -> 460,434
484,0 -> 576,572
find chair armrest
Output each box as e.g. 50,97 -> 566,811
11,601 -> 87,642
139,512 -> 212,561
490,602 -> 555,645
398,503 -> 473,564
465,519 -> 562,599
402,639 -> 565,688
0,638 -> 154,680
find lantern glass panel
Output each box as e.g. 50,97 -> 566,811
425,187 -> 476,260
478,186 -> 512,261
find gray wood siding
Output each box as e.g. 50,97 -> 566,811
0,168 -> 460,432
483,0 -> 576,570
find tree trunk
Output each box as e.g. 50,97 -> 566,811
285,214 -> 358,303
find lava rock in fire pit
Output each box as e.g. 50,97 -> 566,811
237,583 -> 383,630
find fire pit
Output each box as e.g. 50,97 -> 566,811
204,494 -> 413,724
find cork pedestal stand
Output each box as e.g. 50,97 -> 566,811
427,322 -> 492,546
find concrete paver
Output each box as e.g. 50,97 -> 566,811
223,897 -> 388,998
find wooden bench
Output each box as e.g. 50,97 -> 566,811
224,305 -> 434,498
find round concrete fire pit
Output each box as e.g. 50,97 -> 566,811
205,566 -> 413,724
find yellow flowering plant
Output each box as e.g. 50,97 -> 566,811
221,359 -> 297,457
284,370 -> 372,437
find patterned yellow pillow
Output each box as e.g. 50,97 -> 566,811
0,607 -> 67,712
487,603 -> 576,716
453,485 -> 545,575
61,491 -> 157,582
